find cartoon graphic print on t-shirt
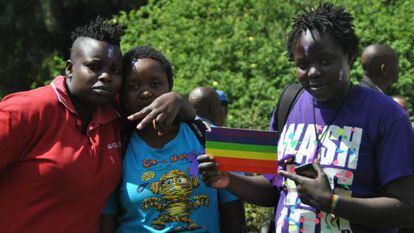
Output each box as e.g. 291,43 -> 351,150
131,149 -> 212,232
141,169 -> 209,231
276,123 -> 363,233
108,124 -> 238,233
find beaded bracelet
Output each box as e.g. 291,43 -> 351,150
330,194 -> 340,213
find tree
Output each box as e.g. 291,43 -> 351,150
0,0 -> 145,97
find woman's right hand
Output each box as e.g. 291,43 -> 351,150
278,160 -> 332,211
127,92 -> 192,135
197,154 -> 230,189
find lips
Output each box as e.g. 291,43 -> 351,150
309,82 -> 327,91
92,86 -> 114,96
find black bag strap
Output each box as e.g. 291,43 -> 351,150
187,119 -> 208,147
271,83 -> 304,131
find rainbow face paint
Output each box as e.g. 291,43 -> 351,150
302,29 -> 313,55
339,69 -> 344,81
303,43 -> 309,55
107,46 -> 114,58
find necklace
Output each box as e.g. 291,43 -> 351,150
310,84 -> 353,162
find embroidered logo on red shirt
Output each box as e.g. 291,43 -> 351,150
107,141 -> 121,150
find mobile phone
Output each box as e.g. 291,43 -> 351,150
294,163 -> 316,178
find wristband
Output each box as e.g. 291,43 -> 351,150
330,194 -> 340,213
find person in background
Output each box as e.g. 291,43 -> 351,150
198,3 -> 414,233
391,95 -> 410,117
101,46 -> 245,233
216,89 -> 229,125
188,86 -> 227,127
360,44 -> 399,92
391,95 -> 414,134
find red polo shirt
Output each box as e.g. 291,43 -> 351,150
0,76 -> 122,233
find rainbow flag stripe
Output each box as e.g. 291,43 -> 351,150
205,127 -> 278,174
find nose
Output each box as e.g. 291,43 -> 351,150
98,72 -> 112,83
308,66 -> 321,79
140,90 -> 153,99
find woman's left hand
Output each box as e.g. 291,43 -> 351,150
279,159 -> 333,211
127,92 -> 191,135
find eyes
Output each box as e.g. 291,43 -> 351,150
111,67 -> 122,75
127,84 -> 139,91
85,62 -> 122,75
127,81 -> 163,91
295,57 -> 333,70
86,63 -> 100,71
149,81 -> 162,89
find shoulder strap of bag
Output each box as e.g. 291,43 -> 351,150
272,83 -> 304,131
187,119 -> 208,147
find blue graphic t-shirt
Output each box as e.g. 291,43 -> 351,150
104,123 -> 237,233
267,86 -> 414,233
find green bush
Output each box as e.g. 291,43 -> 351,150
116,0 -> 305,130
116,0 -> 414,128
31,52 -> 66,89
245,203 -> 274,232
344,0 -> 414,119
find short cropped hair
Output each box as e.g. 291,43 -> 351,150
123,45 -> 173,90
287,3 -> 359,63
71,16 -> 122,45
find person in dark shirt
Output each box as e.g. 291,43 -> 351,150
360,44 -> 399,92
188,86 -> 227,127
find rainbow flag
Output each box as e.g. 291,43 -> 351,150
205,127 -> 278,174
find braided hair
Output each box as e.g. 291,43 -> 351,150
287,3 -> 359,64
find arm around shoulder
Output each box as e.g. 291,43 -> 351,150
127,92 -> 195,133
174,92 -> 195,121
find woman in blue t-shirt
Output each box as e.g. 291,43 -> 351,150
101,45 -> 244,233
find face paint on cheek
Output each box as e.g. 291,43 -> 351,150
303,44 -> 309,55
339,69 -> 344,81
301,40 -> 310,55
107,46 -> 114,59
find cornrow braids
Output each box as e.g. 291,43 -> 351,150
123,45 -> 173,90
287,2 -> 359,63
71,16 -> 122,45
